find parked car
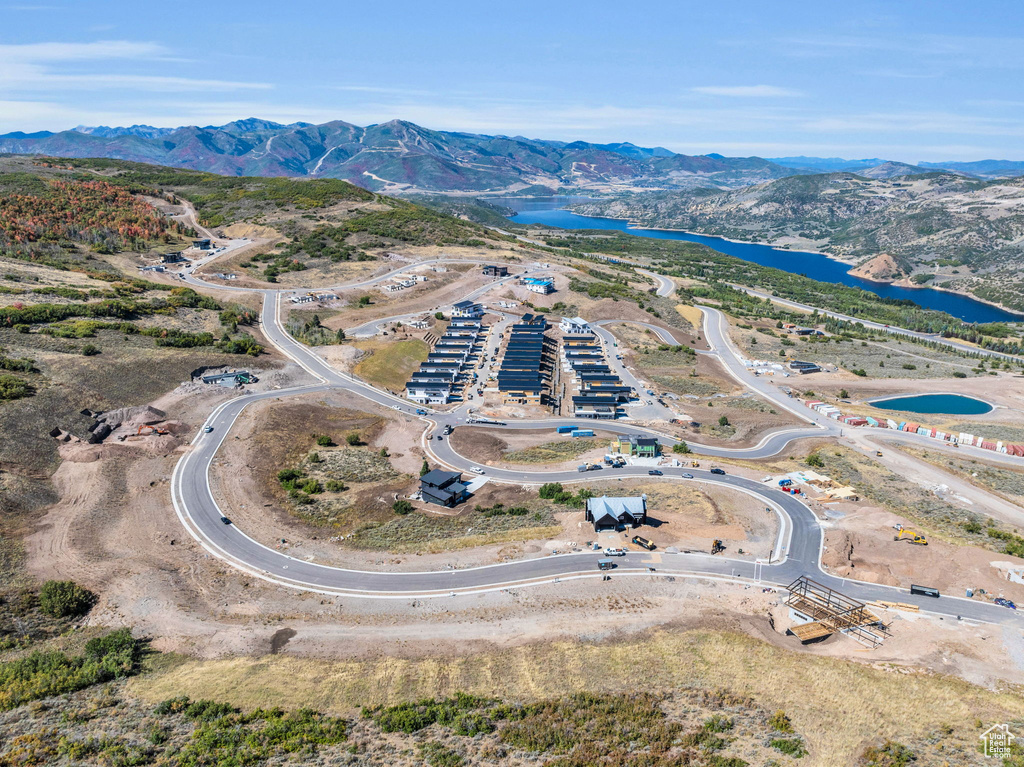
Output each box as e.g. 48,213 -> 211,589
710,468 -> 726,475
469,467 -> 485,475
220,516 -> 232,525
995,597 -> 1018,609
648,469 -> 663,476
603,547 -> 626,556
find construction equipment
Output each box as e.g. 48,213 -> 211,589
690,460 -> 700,467
632,535 -> 655,551
136,424 -> 169,436
711,539 -> 725,554
893,524 -> 928,545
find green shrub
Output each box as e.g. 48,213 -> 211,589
393,499 -> 413,516
420,742 -> 465,767
38,580 -> 96,618
859,739 -> 916,766
770,737 -> 807,757
81,344 -> 100,356
768,709 -> 794,733
0,628 -> 141,711
0,374 -> 32,400
315,434 -> 333,446
539,482 -> 564,499
345,432 -> 361,446
277,468 -> 303,484
805,453 -> 824,468
672,441 -> 691,454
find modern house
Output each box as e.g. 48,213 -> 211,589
611,435 -> 661,457
522,276 -> 555,294
160,251 -> 187,264
559,316 -> 590,335
483,265 -> 509,277
192,238 -> 212,250
585,495 -> 647,531
419,469 -> 470,507
405,381 -> 452,404
452,300 -> 485,319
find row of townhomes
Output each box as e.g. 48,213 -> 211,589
496,313 -> 551,406
558,317 -> 634,419
405,303 -> 487,404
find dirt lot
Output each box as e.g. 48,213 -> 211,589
822,503 -> 1024,602
609,323 -> 804,446
450,427 -> 624,471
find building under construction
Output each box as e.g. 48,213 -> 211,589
784,576 -> 889,648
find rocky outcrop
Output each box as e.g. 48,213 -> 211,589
847,253 -> 908,283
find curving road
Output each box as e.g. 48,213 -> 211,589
161,247 -> 1024,625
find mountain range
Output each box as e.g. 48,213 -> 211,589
1,118 -> 1022,193
0,118 -> 811,193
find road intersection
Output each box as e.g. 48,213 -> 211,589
167,251 -> 1024,627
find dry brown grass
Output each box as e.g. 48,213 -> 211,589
130,628 -> 1024,766
675,303 -> 703,330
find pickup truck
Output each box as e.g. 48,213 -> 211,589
603,547 -> 626,556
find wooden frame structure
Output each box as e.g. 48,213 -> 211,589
785,576 -> 889,648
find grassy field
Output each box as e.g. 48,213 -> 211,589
354,338 -> 430,392
503,439 -> 602,464
130,628 -> 1024,765
348,507 -> 560,553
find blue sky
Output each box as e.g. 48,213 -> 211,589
3,0 -> 1023,161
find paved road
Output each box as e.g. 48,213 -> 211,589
165,285 -> 1024,627
637,268 -> 676,298
729,283 -> 1023,363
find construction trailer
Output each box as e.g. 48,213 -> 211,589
785,576 -> 889,648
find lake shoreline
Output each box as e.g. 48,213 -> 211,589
510,206 -> 1023,322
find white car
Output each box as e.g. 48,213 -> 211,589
469,467 -> 485,475
603,547 -> 626,556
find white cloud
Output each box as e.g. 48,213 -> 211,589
0,39 -> 271,94
691,85 -> 802,98
0,40 -> 164,63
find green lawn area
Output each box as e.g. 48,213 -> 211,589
354,339 -> 430,392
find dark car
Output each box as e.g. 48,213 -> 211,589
995,597 -> 1017,609
220,516 -> 232,525
648,470 -> 663,476
710,468 -> 726,475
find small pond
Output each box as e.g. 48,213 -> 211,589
868,393 -> 993,415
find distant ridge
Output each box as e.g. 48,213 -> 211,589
0,117 -> 808,193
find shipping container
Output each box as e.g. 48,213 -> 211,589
556,425 -> 575,433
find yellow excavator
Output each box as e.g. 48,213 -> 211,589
893,525 -> 928,545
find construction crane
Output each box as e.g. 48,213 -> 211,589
893,524 -> 927,545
